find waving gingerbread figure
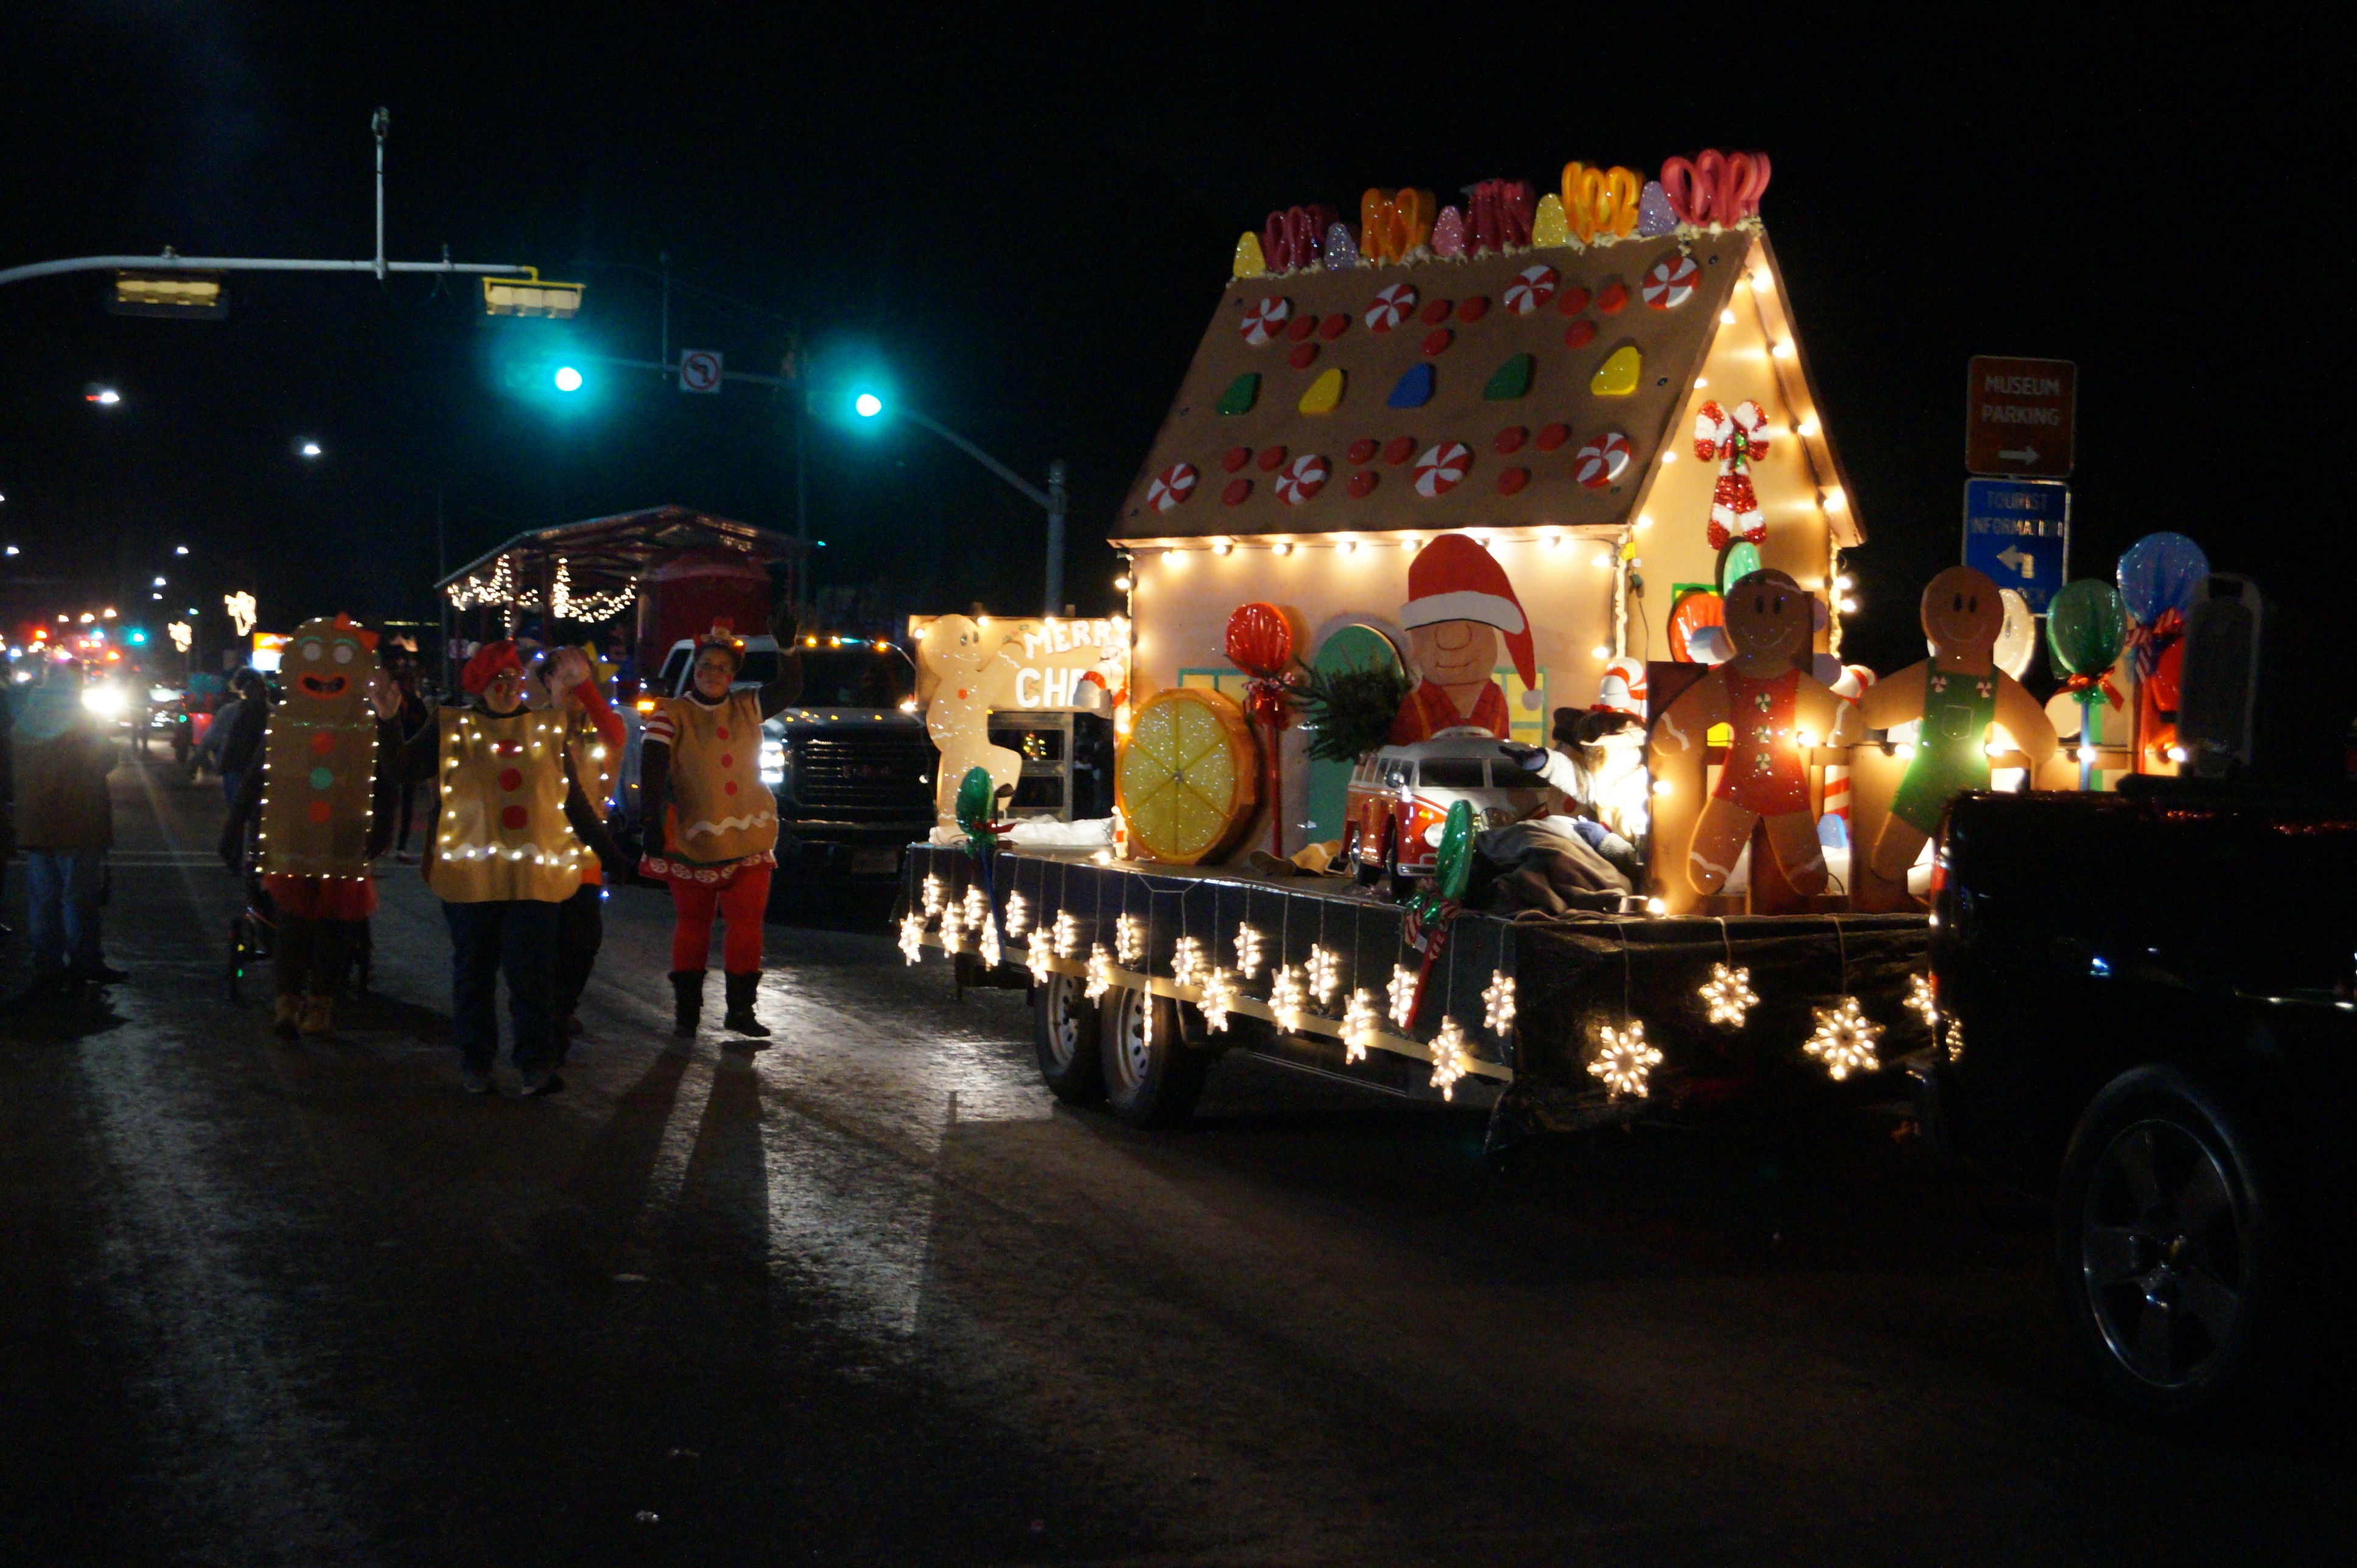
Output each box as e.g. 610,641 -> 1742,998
1653,570 -> 1853,896
1861,566 -> 2056,884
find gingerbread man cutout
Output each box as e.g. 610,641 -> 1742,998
1861,565 -> 2056,885
1652,570 -> 1854,897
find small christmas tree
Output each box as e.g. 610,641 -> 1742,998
1291,663 -> 1415,762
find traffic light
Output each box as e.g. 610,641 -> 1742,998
553,365 -> 585,393
853,391 -> 883,418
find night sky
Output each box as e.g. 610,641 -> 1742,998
0,6 -> 2336,680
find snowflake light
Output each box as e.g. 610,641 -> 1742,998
1589,1021 -> 1662,1100
1004,891 -> 1030,940
1027,937 -> 1054,986
937,904 -> 964,955
1906,972 -> 1938,1027
1387,964 -> 1419,1029
1429,1017 -> 1471,1101
1115,914 -> 1145,965
978,912 -> 1001,968
921,875 -> 945,915
1050,911 -> 1079,957
1482,971 -> 1516,1035
1804,997 -> 1884,1080
1699,962 -> 1759,1027
1943,1019 -> 1966,1063
962,884 -> 990,931
1342,989 -> 1378,1063
1199,968 -> 1238,1032
1233,922 -> 1265,979
1084,944 -> 1115,1001
1306,944 -> 1341,1004
1170,935 -> 1206,990
1270,965 -> 1306,1032
897,912 -> 924,965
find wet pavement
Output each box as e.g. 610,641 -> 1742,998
1,754 -> 2348,1565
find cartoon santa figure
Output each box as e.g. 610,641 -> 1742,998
1389,533 -> 1537,744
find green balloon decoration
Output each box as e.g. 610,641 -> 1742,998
2046,579 -> 2127,676
1435,800 -> 1476,903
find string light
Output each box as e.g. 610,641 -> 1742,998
1482,972 -> 1516,1035
938,903 -> 965,956
1115,914 -> 1144,965
1589,1022 -> 1662,1100
1004,891 -> 1030,940
1387,965 -> 1418,1029
1270,965 -> 1306,1032
1171,935 -> 1206,989
978,911 -> 1002,968
1943,1020 -> 1966,1063
961,884 -> 990,931
898,914 -> 925,965
1199,968 -> 1238,1032
1906,973 -> 1938,1027
1804,998 -> 1883,1080
1027,936 -> 1054,987
1429,1018 -> 1471,1101
1232,923 -> 1264,979
1050,911 -> 1079,958
1306,945 -> 1341,1005
1342,990 -> 1378,1063
1699,962 -> 1758,1027
1084,945 -> 1114,1001
921,876 -> 944,915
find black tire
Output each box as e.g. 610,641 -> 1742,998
1099,984 -> 1210,1128
2055,1065 -> 2294,1423
1032,970 -> 1105,1105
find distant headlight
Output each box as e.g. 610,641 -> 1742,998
758,738 -> 788,787
81,685 -> 128,720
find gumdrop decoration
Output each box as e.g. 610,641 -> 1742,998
1386,363 -> 1436,410
1232,232 -> 1267,278
1482,354 -> 1535,401
1595,281 -> 1628,313
1590,345 -> 1641,396
1636,181 -> 1679,237
1216,373 -> 1261,415
1496,467 -> 1530,496
1531,193 -> 1574,249
1381,435 -> 1417,465
1430,206 -> 1468,258
1322,222 -> 1361,270
1563,318 -> 1597,350
1347,471 -> 1379,499
1297,368 -> 1345,415
1420,328 -> 1454,356
1287,341 -> 1320,369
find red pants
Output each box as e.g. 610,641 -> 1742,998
667,864 -> 772,975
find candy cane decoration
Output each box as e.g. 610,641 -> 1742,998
1146,461 -> 1199,513
1364,282 -> 1418,332
1239,296 -> 1292,345
1504,264 -> 1559,315
1574,432 -> 1632,489
1694,399 -> 1771,549
1468,178 -> 1535,254
1641,253 -> 1698,309
1560,161 -> 1641,241
1659,150 -> 1773,226
1259,204 -> 1337,273
1272,453 -> 1330,505
1412,441 -> 1472,497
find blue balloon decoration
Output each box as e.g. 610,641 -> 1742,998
2116,532 -> 2209,626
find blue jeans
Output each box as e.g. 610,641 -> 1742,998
25,850 -> 105,976
441,898 -> 559,1075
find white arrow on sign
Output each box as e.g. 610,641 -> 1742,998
1997,444 -> 2040,464
1995,546 -> 2035,578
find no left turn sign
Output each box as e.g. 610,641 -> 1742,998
678,349 -> 723,394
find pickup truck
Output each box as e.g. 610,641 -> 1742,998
1924,778 -> 2356,1421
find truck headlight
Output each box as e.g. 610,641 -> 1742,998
758,738 -> 788,787
82,685 -> 127,721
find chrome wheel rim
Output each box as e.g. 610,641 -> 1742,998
1042,974 -> 1083,1072
1108,988 -> 1152,1095
2081,1119 -> 2245,1389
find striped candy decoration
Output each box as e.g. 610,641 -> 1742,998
1504,264 -> 1560,315
1641,254 -> 1698,309
1273,453 -> 1330,505
1240,296 -> 1293,345
1362,282 -> 1418,332
1574,432 -> 1632,489
1412,441 -> 1472,497
1147,462 -> 1199,513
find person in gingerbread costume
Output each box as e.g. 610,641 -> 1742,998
1388,532 -> 1536,744
638,601 -> 801,1040
1652,570 -> 1856,896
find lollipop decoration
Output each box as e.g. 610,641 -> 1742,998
2117,532 -> 2210,772
1695,400 -> 1771,550
2046,578 -> 2129,791
1225,601 -> 1299,858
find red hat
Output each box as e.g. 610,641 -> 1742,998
1399,533 -> 1536,687
461,640 -> 524,694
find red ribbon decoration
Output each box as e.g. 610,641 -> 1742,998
2123,606 -> 2184,681
2059,670 -> 2124,709
1224,603 -> 1296,859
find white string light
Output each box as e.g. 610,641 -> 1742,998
978,911 -> 1001,968
1306,944 -> 1341,1005
1387,964 -> 1418,1029
1199,968 -> 1238,1032
1481,972 -> 1516,1035
1084,944 -> 1114,1001
1804,998 -> 1883,1080
1270,965 -> 1306,1032
961,884 -> 989,931
1004,891 -> 1030,941
937,903 -> 964,955
898,913 -> 925,965
1906,973 -> 1938,1027
1115,914 -> 1144,965
1232,923 -> 1264,979
1027,937 -> 1054,987
1429,1018 -> 1470,1101
1342,990 -> 1378,1063
921,875 -> 944,915
1049,911 -> 1079,958
1589,1022 -> 1662,1100
1170,935 -> 1206,990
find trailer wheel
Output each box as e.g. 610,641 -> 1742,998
1099,984 -> 1209,1128
1031,970 -> 1105,1105
2056,1065 -> 2295,1423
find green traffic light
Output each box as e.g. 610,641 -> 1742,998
553,365 -> 584,393
853,391 -> 883,418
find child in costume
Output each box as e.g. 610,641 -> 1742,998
388,640 -> 621,1097
638,603 -> 800,1040
547,645 -> 625,1057
219,615 -> 399,1037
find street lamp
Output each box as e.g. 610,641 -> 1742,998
299,439 -> 323,458
174,545 -> 189,555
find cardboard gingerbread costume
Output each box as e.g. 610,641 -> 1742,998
256,614 -> 383,890
640,688 -> 778,881
1389,533 -> 1537,744
424,705 -> 591,903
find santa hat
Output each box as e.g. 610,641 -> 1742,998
461,640 -> 524,694
1399,533 -> 1536,687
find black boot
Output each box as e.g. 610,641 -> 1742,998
721,971 -> 771,1043
670,970 -> 704,1037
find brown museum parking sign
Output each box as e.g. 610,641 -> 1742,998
1966,355 -> 2076,478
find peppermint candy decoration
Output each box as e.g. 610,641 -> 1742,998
1504,264 -> 1560,315
1363,282 -> 1418,332
1146,461 -> 1199,513
1412,442 -> 1473,498
1240,296 -> 1293,345
1575,432 -> 1633,489
1273,453 -> 1329,505
1642,254 -> 1698,309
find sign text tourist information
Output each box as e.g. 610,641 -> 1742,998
1966,355 -> 2076,478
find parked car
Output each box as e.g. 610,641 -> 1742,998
1342,733 -> 1550,892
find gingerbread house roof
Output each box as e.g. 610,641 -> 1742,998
1112,228 -> 1861,550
